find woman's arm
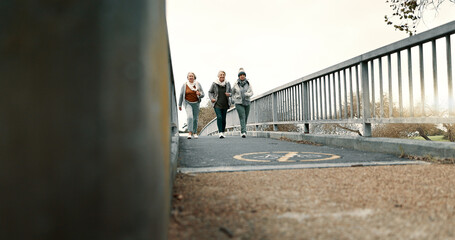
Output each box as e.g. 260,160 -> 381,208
245,84 -> 253,97
178,84 -> 184,107
208,83 -> 217,102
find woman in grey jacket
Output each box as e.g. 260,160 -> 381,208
208,70 -> 232,138
178,72 -> 205,139
231,68 -> 253,138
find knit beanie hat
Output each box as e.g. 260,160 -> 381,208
238,68 -> 246,77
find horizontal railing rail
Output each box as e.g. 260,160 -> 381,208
200,20 -> 455,137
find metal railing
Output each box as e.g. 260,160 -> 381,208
200,21 -> 455,137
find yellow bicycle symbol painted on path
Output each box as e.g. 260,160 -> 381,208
233,151 -> 340,162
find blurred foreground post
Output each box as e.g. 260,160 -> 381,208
0,1 -> 174,239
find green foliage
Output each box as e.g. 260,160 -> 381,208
384,0 -> 455,36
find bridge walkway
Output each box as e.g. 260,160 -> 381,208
177,135 -> 426,174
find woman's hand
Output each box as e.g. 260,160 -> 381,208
196,90 -> 201,96
179,106 -> 182,111
225,92 -> 231,97
211,98 -> 216,103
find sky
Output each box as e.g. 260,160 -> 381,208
166,0 -> 455,130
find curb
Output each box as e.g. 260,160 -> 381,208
224,131 -> 455,159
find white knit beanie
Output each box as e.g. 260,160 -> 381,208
238,68 -> 246,77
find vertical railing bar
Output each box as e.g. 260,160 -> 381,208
276,91 -> 279,122
315,79 -> 318,120
290,87 -> 294,121
333,74 -> 336,119
303,82 -> 309,133
432,39 -> 438,114
447,35 -> 453,116
388,54 -> 393,118
281,89 -> 286,122
290,87 -> 293,121
278,91 -> 281,121
312,80 -> 316,120
294,85 -> 299,121
379,57 -> 384,118
332,73 -> 338,119
370,60 -> 375,118
343,69 -> 348,119
284,88 -> 289,121
295,85 -> 299,121
319,77 -> 323,120
337,71 -> 342,119
288,87 -> 292,121
349,67 -> 354,119
397,51 -> 403,117
293,86 -> 297,121
289,87 -> 293,121
301,83 -> 304,121
408,48 -> 414,117
327,74 -> 332,119
281,89 -> 284,122
282,90 -> 285,121
323,76 -> 327,119
355,65 -> 361,118
283,89 -> 287,121
300,84 -> 302,121
317,78 -> 320,120
419,44 -> 425,116
313,80 -> 317,120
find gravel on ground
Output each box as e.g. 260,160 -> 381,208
168,164 -> 455,240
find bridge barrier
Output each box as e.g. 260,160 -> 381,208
201,21 -> 455,141
0,1 -> 177,239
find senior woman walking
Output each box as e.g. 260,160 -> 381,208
231,68 -> 253,138
178,72 -> 205,139
208,70 -> 232,138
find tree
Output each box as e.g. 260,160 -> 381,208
384,0 -> 455,36
196,101 -> 216,134
443,124 -> 455,141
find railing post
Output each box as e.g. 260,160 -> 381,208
253,101 -> 258,131
361,61 -> 372,137
272,93 -> 278,131
302,81 -> 310,133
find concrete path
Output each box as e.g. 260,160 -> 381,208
178,136 -> 428,174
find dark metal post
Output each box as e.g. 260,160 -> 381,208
0,1 -> 172,239
361,61 -> 372,137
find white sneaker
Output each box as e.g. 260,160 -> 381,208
193,134 -> 198,139
219,132 -> 225,139
187,134 -> 192,139
241,133 -> 246,138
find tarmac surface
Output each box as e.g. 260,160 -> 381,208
177,135 -> 427,174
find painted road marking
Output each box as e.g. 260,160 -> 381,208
233,151 -> 341,162
277,152 -> 298,162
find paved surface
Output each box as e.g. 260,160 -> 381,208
177,136 -> 427,173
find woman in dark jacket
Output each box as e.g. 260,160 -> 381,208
208,70 -> 232,138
